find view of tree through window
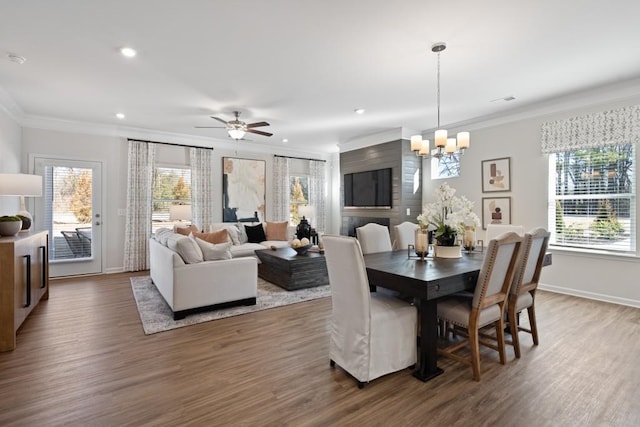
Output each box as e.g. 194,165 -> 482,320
551,144 -> 635,252
152,167 -> 191,232
289,175 -> 309,224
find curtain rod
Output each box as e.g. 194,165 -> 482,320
127,138 -> 214,151
274,154 -> 326,163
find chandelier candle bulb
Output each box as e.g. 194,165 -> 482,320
457,132 -> 470,149
419,140 -> 430,155
435,129 -> 447,147
411,135 -> 423,151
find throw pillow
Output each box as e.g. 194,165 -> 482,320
210,224 -> 240,245
193,229 -> 228,244
265,221 -> 289,241
154,228 -> 173,245
236,222 -> 249,244
195,238 -> 232,261
175,224 -> 199,236
166,233 -> 203,264
245,223 -> 266,243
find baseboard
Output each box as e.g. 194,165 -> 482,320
539,282 -> 640,308
105,267 -> 126,274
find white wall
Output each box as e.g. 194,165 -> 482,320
0,107 -> 22,215
423,97 -> 640,307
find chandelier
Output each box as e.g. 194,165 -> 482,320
411,42 -> 470,158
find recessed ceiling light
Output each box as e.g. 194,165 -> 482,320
354,108 -> 366,114
282,138 -> 288,143
120,47 -> 137,58
116,113 -> 125,119
7,54 -> 26,64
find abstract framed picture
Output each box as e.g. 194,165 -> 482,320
482,197 -> 511,230
222,157 -> 266,222
481,157 -> 511,192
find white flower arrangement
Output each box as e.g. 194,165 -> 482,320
417,182 -> 480,246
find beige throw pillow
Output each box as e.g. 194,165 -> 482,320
175,224 -> 199,236
266,221 -> 289,241
195,238 -> 233,261
193,229 -> 228,244
166,233 -> 203,264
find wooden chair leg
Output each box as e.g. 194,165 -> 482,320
495,318 -> 507,365
469,327 -> 481,381
508,309 -> 521,358
528,304 -> 539,346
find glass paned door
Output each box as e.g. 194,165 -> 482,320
34,157 -> 102,277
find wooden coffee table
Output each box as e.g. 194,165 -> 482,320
255,247 -> 329,291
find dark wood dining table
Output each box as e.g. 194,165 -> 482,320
363,250 -> 485,381
363,250 -> 552,382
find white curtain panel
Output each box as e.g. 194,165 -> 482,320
124,140 -> 156,271
190,147 -> 213,231
272,156 -> 290,222
541,105 -> 640,153
309,159 -> 327,233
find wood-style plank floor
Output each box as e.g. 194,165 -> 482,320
1,272 -> 639,426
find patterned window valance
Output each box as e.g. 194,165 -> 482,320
541,105 -> 640,153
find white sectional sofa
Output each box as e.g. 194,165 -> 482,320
149,221 -> 296,320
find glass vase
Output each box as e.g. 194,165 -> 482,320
414,228 -> 429,258
463,226 -> 476,251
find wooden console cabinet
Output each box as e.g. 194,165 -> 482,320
0,231 -> 49,351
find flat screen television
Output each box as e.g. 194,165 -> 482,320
344,168 -> 392,208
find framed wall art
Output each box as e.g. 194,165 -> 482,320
481,157 -> 511,192
222,157 -> 266,222
481,197 -> 511,230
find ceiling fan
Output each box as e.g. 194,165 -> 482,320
195,111 -> 273,140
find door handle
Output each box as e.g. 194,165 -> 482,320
24,254 -> 31,307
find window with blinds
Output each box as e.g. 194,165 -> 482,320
152,167 -> 191,232
549,144 -> 635,253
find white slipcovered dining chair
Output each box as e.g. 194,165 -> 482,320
355,223 -> 392,254
506,227 -> 550,358
437,232 -> 522,381
322,235 -> 417,388
485,224 -> 524,243
393,221 -> 419,251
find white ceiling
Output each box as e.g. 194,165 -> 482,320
2,0 -> 640,155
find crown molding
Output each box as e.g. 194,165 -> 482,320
339,127 -> 420,153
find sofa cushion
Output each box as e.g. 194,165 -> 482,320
210,223 -> 240,245
154,228 -> 174,245
230,243 -> 266,258
265,221 -> 289,241
166,233 -> 203,264
245,223 -> 266,243
194,229 -> 228,244
195,238 -> 232,261
175,224 -> 199,236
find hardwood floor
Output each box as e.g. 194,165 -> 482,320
0,272 -> 639,426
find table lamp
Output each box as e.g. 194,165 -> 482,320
169,204 -> 192,224
0,173 -> 43,231
298,205 -> 315,227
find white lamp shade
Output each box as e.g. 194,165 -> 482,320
419,139 -> 430,155
434,129 -> 447,148
445,138 -> 457,153
169,204 -> 192,221
457,132 -> 470,149
298,205 -> 315,223
0,173 -> 43,196
410,135 -> 422,151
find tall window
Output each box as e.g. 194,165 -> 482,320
152,166 -> 191,232
549,144 -> 635,253
289,175 -> 309,224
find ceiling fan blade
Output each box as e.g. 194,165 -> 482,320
195,126 -> 227,129
246,129 -> 273,137
246,121 -> 270,128
210,116 -> 229,125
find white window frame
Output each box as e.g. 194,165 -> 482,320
152,165 -> 192,233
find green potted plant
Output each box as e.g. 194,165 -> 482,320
0,215 -> 23,236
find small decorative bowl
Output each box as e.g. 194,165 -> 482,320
292,244 -> 312,255
0,219 -> 22,237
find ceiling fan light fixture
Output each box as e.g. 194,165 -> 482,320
228,128 -> 246,140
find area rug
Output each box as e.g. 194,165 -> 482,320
130,276 -> 331,335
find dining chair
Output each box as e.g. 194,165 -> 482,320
323,234 -> 417,388
485,224 -> 524,243
506,227 -> 550,358
437,231 -> 522,381
355,223 -> 392,254
393,221 -> 419,251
